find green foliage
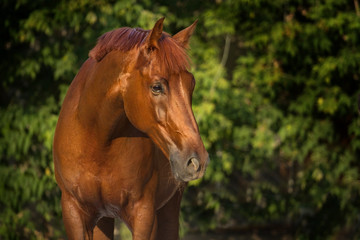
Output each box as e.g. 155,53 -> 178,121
1,0 -> 360,239
0,103 -> 62,239
183,1 -> 360,239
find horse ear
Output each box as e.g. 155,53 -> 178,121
173,20 -> 198,48
145,17 -> 165,51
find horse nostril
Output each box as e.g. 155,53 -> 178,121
187,158 -> 200,173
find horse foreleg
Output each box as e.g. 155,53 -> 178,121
131,201 -> 157,240
61,192 -> 96,240
155,189 -> 183,240
93,217 -> 114,240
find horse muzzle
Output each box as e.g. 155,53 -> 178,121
170,151 -> 210,182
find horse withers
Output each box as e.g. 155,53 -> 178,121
53,18 -> 209,240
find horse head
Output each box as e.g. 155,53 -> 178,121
119,18 -> 209,182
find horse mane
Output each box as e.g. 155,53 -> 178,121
89,27 -> 190,72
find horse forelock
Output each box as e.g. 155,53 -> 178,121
89,27 -> 190,73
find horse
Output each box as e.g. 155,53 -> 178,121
53,17 -> 209,240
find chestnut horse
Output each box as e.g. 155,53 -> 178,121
53,18 -> 209,240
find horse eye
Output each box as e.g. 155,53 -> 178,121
151,83 -> 163,95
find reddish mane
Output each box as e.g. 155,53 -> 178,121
89,27 -> 190,72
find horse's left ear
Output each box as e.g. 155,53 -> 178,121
173,20 -> 198,48
145,17 -> 165,51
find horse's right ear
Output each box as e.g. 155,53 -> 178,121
173,20 -> 198,49
144,17 -> 165,51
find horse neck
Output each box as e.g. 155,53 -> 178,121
77,51 -> 140,145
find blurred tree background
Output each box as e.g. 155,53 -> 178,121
1,0 -> 360,239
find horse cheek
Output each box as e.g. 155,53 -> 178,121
155,101 -> 167,123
